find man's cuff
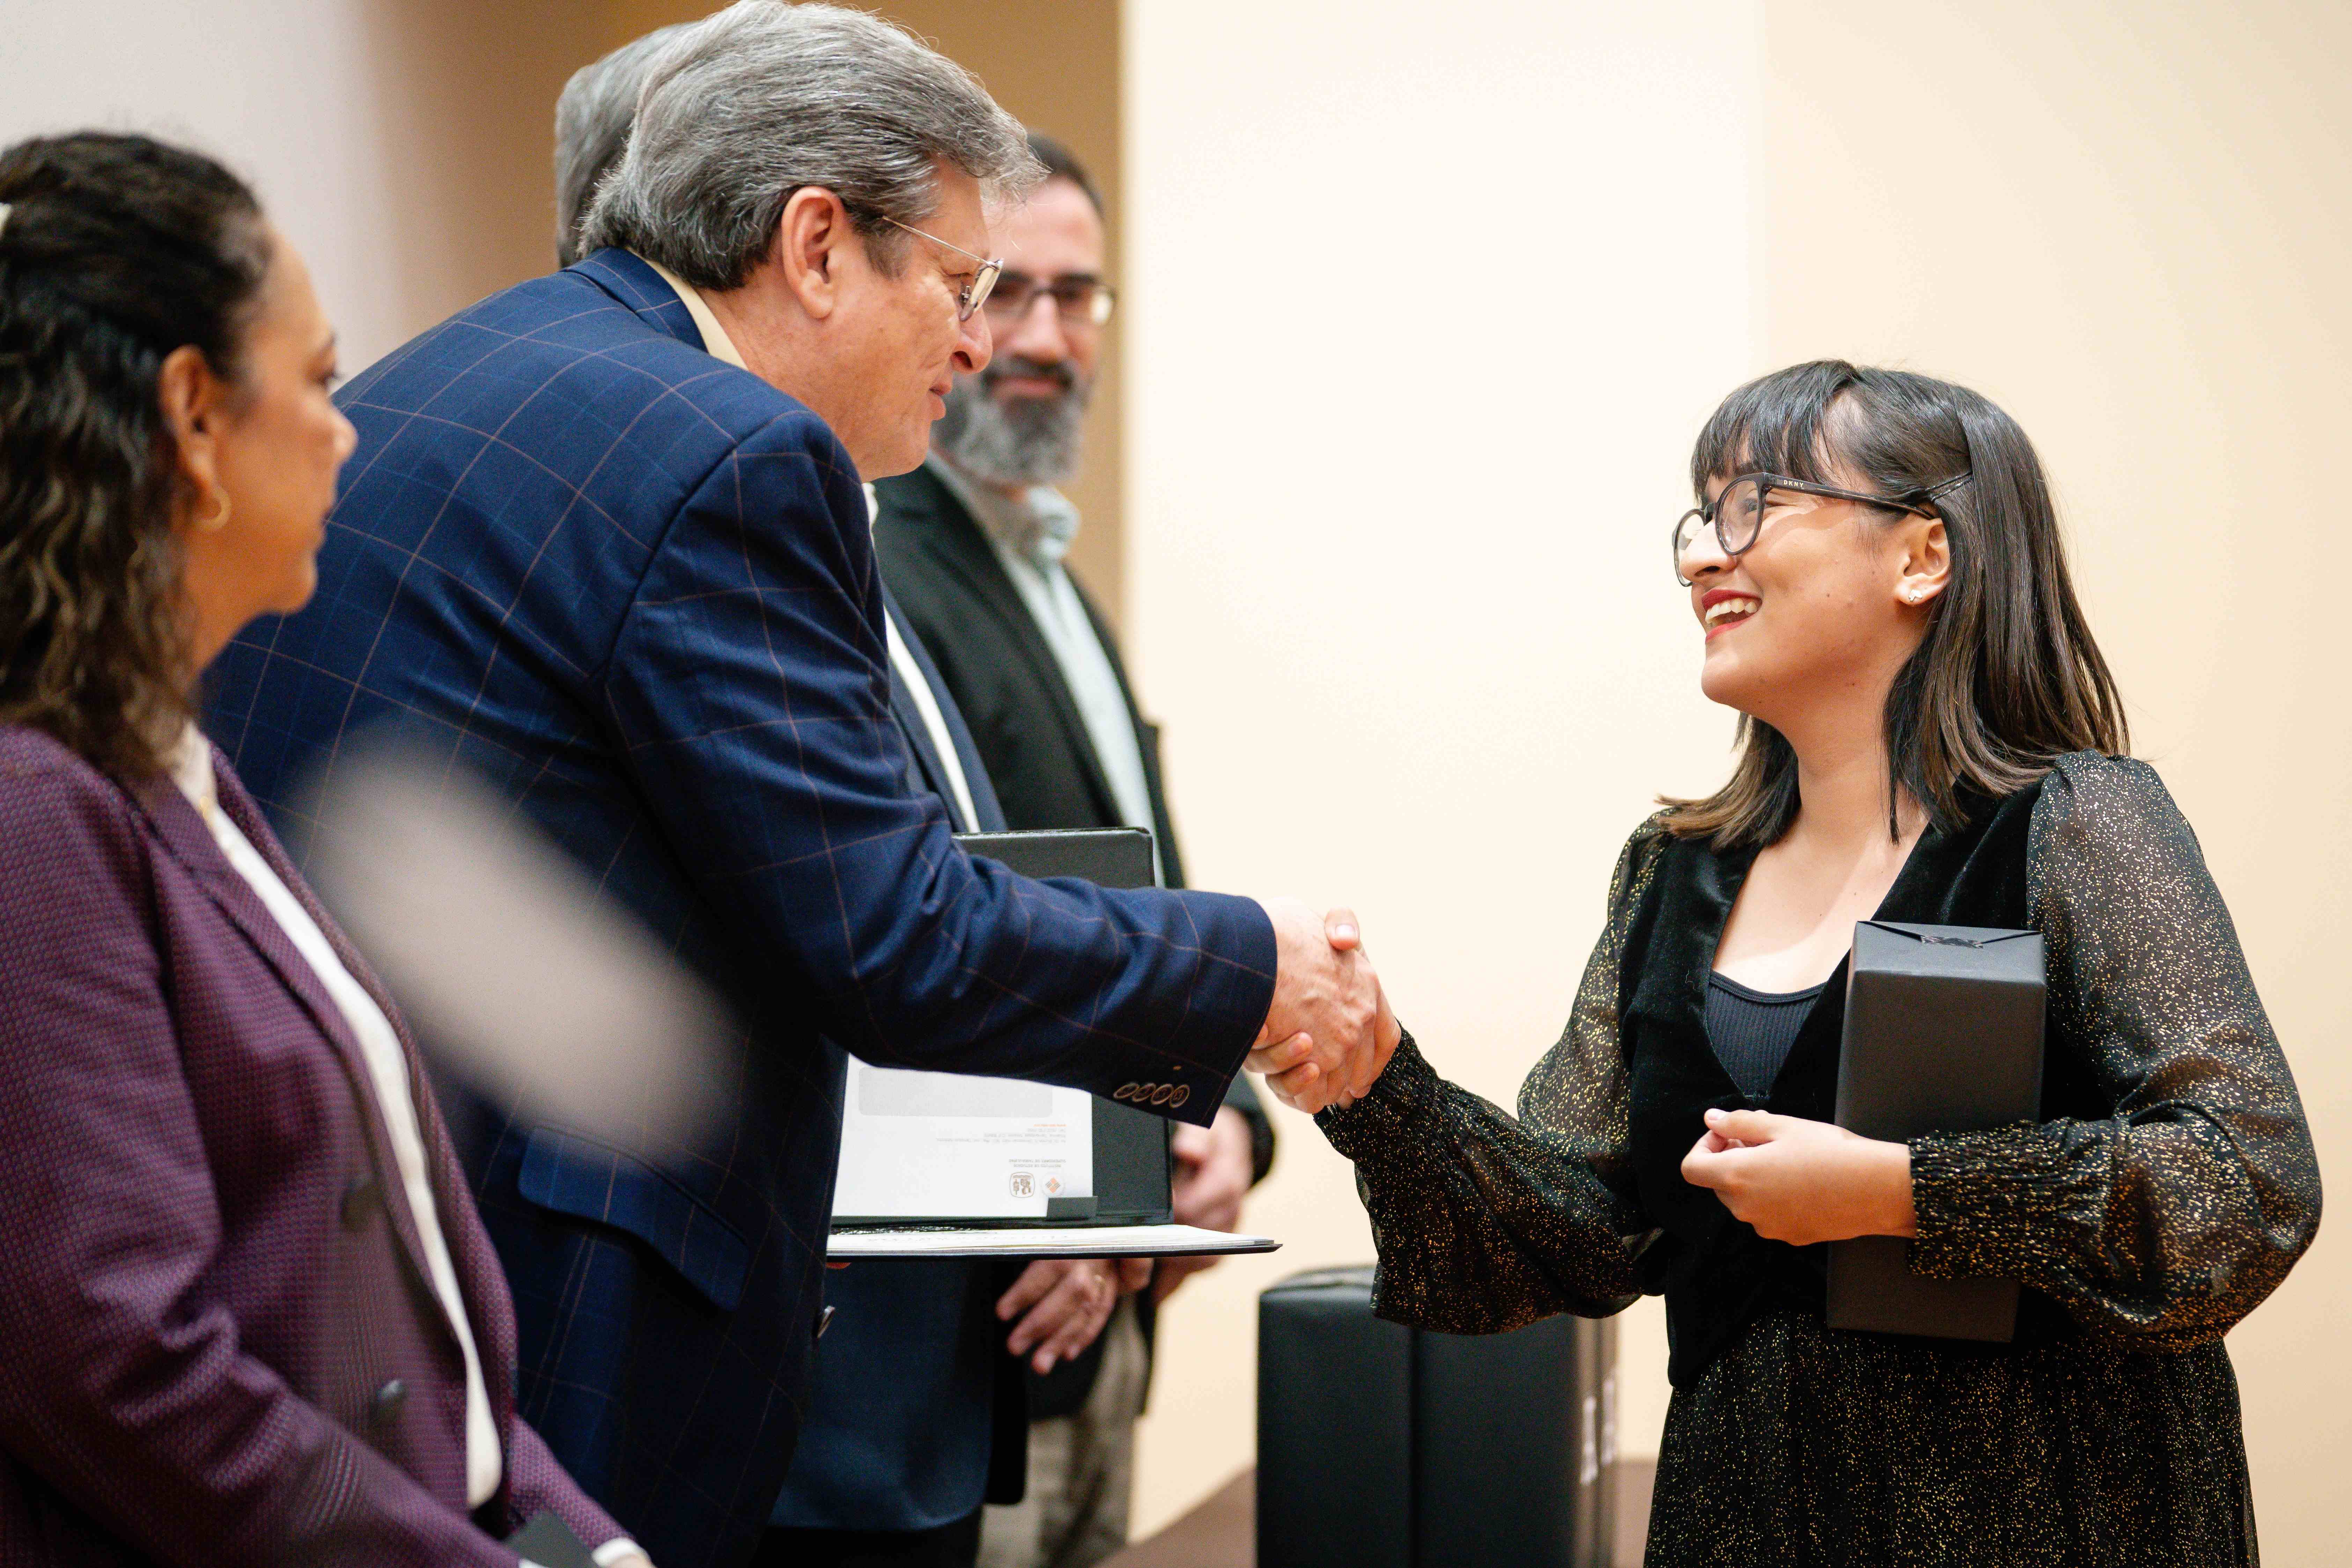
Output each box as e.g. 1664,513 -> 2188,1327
1160,888 -> 1278,1125
591,1540 -> 645,1567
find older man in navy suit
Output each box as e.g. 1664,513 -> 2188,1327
546,36 -> 1153,1568
205,7 -> 1393,1568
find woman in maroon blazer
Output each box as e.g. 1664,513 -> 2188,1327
0,134 -> 651,1568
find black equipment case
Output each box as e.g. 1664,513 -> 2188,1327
1257,1265 -> 1616,1568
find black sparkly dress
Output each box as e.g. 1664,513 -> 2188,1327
1318,754 -> 2320,1567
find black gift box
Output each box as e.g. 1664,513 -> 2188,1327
1827,920 -> 2045,1342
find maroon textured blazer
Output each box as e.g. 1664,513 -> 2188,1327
0,726 -> 623,1566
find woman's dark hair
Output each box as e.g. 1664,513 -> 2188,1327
1662,360 -> 2128,848
0,132 -> 271,778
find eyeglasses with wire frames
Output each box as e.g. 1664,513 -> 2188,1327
1672,472 -> 1969,586
982,271 -> 1117,329
878,215 -> 1003,322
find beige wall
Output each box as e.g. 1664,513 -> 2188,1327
1761,5 -> 2352,1559
1121,0 -> 1759,1532
0,0 -> 596,372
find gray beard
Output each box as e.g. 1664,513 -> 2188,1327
934,367 -> 1092,487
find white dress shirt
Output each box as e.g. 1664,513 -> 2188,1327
169,728 -> 503,1508
927,457 -> 1158,868
637,255 -> 980,833
172,731 -> 645,1564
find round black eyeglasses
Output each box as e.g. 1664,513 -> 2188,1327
1672,472 -> 1968,585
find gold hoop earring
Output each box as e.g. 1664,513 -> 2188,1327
195,487 -> 232,533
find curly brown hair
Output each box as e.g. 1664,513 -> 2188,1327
0,132 -> 271,779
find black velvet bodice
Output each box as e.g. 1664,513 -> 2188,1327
1318,754 -> 2318,1563
1623,784 -> 2037,1383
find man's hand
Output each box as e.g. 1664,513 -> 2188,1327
1679,1108 -> 1917,1246
998,1257 -> 1151,1374
1248,899 -> 1398,1113
1153,1105 -> 1256,1303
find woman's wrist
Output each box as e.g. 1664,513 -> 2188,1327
1315,1029 -> 1430,1144
1872,1137 -> 1918,1239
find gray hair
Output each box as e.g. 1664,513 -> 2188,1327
553,23 -> 695,267
579,1 -> 1043,291
936,356 -> 1093,486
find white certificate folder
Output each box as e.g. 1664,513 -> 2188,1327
828,828 -> 1278,1263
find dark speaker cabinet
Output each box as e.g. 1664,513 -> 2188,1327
1258,1265 -> 1616,1567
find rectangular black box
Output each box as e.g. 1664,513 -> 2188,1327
1828,920 -> 2044,1342
955,829 -> 1170,1223
1257,1266 -> 1614,1568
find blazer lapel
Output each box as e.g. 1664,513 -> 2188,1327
132,773 -> 371,1074
881,582 -> 1009,833
880,594 -> 963,822
224,755 -> 534,1425
906,468 -> 1123,823
131,763 -> 457,1345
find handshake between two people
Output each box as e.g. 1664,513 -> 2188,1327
1246,899 -> 1401,1115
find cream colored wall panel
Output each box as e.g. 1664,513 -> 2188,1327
1124,0 -> 1762,1534
0,0 -> 592,374
1761,7 -> 2350,1560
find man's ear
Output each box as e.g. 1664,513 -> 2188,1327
1896,516 -> 1952,607
156,344 -> 225,514
773,186 -> 852,321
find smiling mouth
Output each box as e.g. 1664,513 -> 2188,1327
1703,596 -> 1760,635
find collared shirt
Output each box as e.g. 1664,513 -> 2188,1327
927,456 -> 1158,864
168,728 -> 505,1509
171,738 -> 643,1564
638,256 -> 981,833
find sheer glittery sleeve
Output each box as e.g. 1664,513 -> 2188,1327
1315,822 -> 1668,1333
1907,754 -> 2321,1347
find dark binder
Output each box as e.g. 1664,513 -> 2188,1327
828,826 -> 1276,1258
954,828 -> 1171,1225
1828,920 -> 2045,1342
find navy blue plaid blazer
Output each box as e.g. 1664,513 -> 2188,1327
206,249 -> 1275,1568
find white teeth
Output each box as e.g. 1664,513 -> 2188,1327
1705,597 -> 1761,627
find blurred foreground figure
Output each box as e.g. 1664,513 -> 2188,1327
302,734 -> 733,1157
873,133 -> 1273,1568
203,6 -> 1394,1565
0,133 -> 643,1568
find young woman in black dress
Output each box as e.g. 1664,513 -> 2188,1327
1313,362 -> 2320,1566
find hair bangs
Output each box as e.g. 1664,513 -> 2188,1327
1688,360 -> 1863,500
